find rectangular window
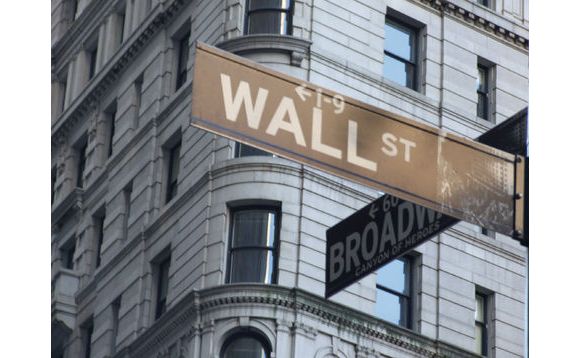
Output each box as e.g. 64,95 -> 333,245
123,181 -> 133,240
376,256 -> 412,328
106,106 -> 117,158
51,166 -> 57,205
245,0 -> 293,35
94,211 -> 105,268
88,46 -> 98,80
477,64 -> 491,120
165,140 -> 181,203
60,239 -> 76,270
76,140 -> 88,188
118,9 -> 126,45
154,255 -> 171,320
81,318 -> 94,358
110,296 -> 121,355
384,16 -> 418,90
133,74 -> 143,129
235,142 -> 273,158
175,31 -> 190,90
475,292 -> 490,356
481,226 -> 496,238
226,207 -> 279,284
477,0 -> 490,7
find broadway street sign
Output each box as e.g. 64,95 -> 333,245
325,111 -> 528,298
191,42 -> 526,237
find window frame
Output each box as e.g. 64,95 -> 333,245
165,139 -> 181,204
75,138 -> 88,189
225,205 -> 281,285
477,58 -> 496,123
81,317 -> 94,358
105,103 -> 117,159
152,250 -> 171,320
221,331 -> 272,358
244,0 -> 294,36
110,295 -> 122,355
375,255 -> 414,329
234,142 -> 274,158
175,30 -> 191,91
93,210 -> 106,269
383,12 -> 422,91
475,290 -> 493,356
60,237 -> 77,270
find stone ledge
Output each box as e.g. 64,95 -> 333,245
216,34 -> 312,67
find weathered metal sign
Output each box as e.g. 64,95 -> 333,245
191,42 -> 525,237
325,111 -> 528,298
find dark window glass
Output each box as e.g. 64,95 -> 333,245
51,167 -> 57,205
222,335 -> 270,358
384,18 -> 417,90
166,140 -> 181,203
227,208 -> 279,284
119,12 -> 126,44
376,257 -> 412,328
108,109 -> 117,158
176,31 -> 190,90
60,78 -> 68,114
82,319 -> 93,358
123,182 -> 133,240
60,241 -> 76,270
235,142 -> 273,158
477,0 -> 490,7
88,48 -> 98,79
134,74 -> 143,128
95,214 -> 105,268
477,64 -> 490,120
475,293 -> 488,356
70,0 -> 78,21
155,256 -> 171,319
77,141 -> 87,188
111,296 -> 121,354
245,0 -> 293,35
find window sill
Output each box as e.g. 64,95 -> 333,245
216,34 -> 312,67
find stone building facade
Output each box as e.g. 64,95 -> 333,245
51,0 -> 528,357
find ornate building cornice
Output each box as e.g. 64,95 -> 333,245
121,285 -> 482,358
51,0 -> 190,148
415,0 -> 528,50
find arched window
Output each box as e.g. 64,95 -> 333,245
221,333 -> 271,358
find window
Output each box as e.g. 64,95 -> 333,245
81,318 -> 94,358
94,211 -> 105,268
475,292 -> 490,356
133,74 -> 143,129
234,142 -> 273,158
60,239 -> 76,270
221,333 -> 271,358
226,207 -> 279,284
106,105 -> 117,158
375,256 -> 412,328
480,226 -> 495,238
165,139 -> 181,203
88,46 -> 98,80
154,254 -> 171,320
477,63 -> 491,120
245,0 -> 293,35
76,140 -> 88,188
477,0 -> 490,7
384,16 -> 418,90
117,7 -> 126,45
51,166 -> 57,205
123,181 -> 133,240
175,31 -> 190,90
110,296 -> 121,355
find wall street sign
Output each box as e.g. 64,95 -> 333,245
191,42 -> 526,237
325,110 -> 528,298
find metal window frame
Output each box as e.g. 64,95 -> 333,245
154,254 -> 171,320
383,16 -> 419,90
375,256 -> 413,329
175,31 -> 191,90
225,205 -> 281,284
477,64 -> 490,120
244,0 -> 294,35
475,292 -> 490,356
165,140 -> 182,203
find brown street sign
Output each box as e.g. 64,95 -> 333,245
191,42 -> 526,237
325,110 -> 528,298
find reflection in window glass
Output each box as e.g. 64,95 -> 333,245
375,257 -> 412,328
475,292 -> 488,355
227,208 -> 278,284
477,64 -> 490,120
245,0 -> 293,35
235,142 -> 273,158
222,335 -> 270,358
383,18 -> 417,90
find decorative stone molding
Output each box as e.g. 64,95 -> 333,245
51,0 -> 191,148
415,0 -> 528,50
216,34 -> 312,67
